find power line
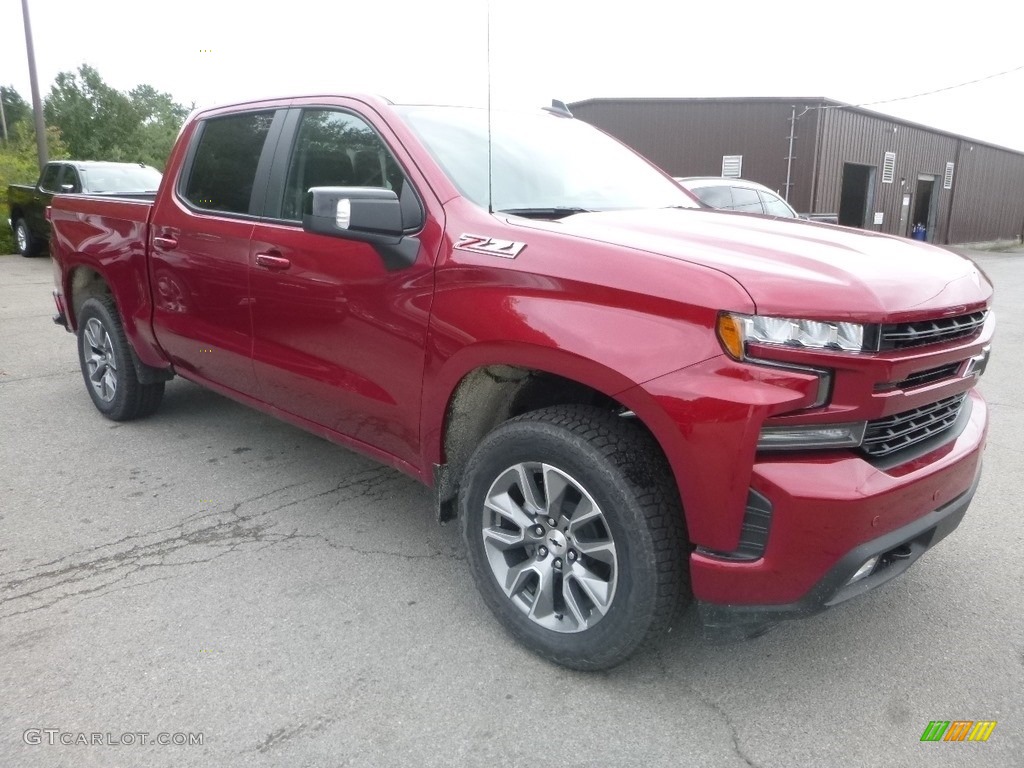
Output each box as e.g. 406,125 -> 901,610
824,63 -> 1024,111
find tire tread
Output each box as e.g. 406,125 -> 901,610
77,295 -> 164,421
462,404 -> 690,670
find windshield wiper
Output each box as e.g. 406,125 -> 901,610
498,207 -> 592,220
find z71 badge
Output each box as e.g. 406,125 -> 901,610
454,234 -> 527,259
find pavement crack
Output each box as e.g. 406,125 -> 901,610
0,368 -> 80,385
651,649 -> 761,768
255,714 -> 337,753
0,466 -> 442,621
315,535 -> 464,562
0,512 -> 288,621
689,685 -> 761,768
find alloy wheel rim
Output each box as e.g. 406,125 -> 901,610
83,317 -> 118,402
480,462 -> 618,633
16,224 -> 27,252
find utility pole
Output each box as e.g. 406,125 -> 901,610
21,0 -> 48,170
0,88 -> 8,142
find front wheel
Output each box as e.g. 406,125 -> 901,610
460,405 -> 690,670
76,296 -> 164,421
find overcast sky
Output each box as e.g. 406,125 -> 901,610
2,0 -> 1023,150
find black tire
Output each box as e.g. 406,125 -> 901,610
13,218 -> 38,257
76,296 -> 164,421
460,404 -> 690,670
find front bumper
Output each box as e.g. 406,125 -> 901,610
698,470 -> 980,641
692,389 -> 986,640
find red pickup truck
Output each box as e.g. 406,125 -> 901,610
48,95 -> 994,670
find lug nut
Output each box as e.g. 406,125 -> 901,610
567,550 -> 577,562
538,546 -> 548,557
553,558 -> 562,569
547,517 -> 557,527
534,525 -> 545,536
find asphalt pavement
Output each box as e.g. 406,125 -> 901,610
1,248 -> 1021,767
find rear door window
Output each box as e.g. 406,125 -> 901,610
730,186 -> 764,214
693,185 -> 732,209
760,190 -> 795,217
182,112 -> 275,215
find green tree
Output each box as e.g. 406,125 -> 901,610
43,64 -> 187,171
126,84 -> 190,168
1,86 -> 31,137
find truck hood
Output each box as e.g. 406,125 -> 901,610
511,208 -> 992,320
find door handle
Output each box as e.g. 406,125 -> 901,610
255,253 -> 291,271
153,236 -> 178,250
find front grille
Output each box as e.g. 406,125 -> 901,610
878,362 -> 961,392
861,394 -> 967,458
879,311 -> 987,350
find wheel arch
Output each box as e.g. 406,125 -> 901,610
67,265 -> 172,384
424,344 -> 687,528
67,266 -> 114,331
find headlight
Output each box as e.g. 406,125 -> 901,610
717,312 -> 865,359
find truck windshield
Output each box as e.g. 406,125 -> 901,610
396,106 -> 698,216
80,164 -> 163,194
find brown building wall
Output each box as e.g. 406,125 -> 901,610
571,97 -> 1024,245
570,99 -> 821,212
947,143 -> 1024,244
813,107 -> 960,241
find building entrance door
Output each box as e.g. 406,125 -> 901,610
913,175 -> 938,242
838,163 -> 876,228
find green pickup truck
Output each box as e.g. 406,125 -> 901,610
7,161 -> 161,256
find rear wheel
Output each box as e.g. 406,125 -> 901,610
77,296 -> 164,421
460,405 -> 689,670
14,218 -> 37,257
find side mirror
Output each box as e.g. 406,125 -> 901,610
303,187 -> 404,243
302,186 -> 423,270
60,184 -> 75,193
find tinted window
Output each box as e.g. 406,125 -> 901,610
760,190 -> 797,218
183,112 -> 274,215
60,167 -> 82,193
39,164 -> 62,192
730,186 -> 763,214
692,186 -> 733,209
280,110 -> 406,221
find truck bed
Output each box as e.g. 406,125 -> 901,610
49,194 -> 163,367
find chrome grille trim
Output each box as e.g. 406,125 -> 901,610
878,311 -> 987,350
861,394 -> 968,458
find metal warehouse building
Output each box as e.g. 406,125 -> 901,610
569,97 -> 1024,245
